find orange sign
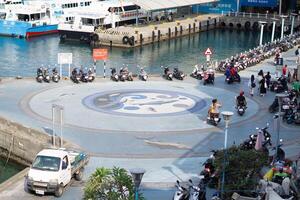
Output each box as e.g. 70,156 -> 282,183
93,49 -> 108,61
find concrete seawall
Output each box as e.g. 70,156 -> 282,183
0,116 -> 76,166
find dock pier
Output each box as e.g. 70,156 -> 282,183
93,14 -> 220,48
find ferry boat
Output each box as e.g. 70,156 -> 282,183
0,0 -> 96,38
58,0 -> 147,42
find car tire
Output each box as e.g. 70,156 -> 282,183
54,184 -> 64,197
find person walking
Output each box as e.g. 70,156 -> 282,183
282,65 -> 288,77
248,75 -> 256,96
259,76 -> 267,96
265,71 -> 271,89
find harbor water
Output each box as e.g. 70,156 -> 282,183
0,28 -> 278,77
0,158 -> 24,184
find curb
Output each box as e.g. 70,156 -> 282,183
0,167 -> 28,193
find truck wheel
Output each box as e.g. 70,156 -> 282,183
75,170 -> 83,181
55,184 -> 64,197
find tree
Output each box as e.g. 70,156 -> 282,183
213,146 -> 269,199
84,167 -> 144,200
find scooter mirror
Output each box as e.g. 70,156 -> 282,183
176,180 -> 180,184
256,127 -> 259,130
279,139 -> 283,142
189,179 -> 193,183
266,123 -> 269,127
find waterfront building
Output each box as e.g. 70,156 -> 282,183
193,0 -> 296,14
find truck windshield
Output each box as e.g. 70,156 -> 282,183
32,156 -> 61,171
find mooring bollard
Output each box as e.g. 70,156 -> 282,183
193,23 -> 196,32
175,27 -> 178,36
158,30 -> 161,41
188,24 -> 191,34
152,31 -> 155,43
140,33 -> 143,45
199,22 -> 201,30
180,25 -> 183,35
168,28 -> 171,38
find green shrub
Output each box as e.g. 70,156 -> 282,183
213,146 -> 269,199
84,167 -> 144,200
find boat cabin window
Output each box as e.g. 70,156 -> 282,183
108,7 -> 122,13
0,12 -> 6,19
84,2 -> 91,6
17,13 -> 41,21
123,5 -> 141,11
62,3 -> 80,9
81,17 -> 103,26
65,16 -> 74,22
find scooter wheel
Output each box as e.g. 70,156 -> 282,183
286,118 -> 293,124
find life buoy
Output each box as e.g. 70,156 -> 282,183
245,21 -> 251,29
122,36 -> 129,44
128,36 -> 134,46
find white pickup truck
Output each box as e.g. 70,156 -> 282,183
25,148 -> 89,197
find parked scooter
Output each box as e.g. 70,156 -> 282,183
173,67 -> 185,80
119,67 -> 133,81
173,180 -> 189,200
190,65 -> 203,80
162,66 -> 173,81
200,150 -> 217,185
87,68 -> 95,82
139,67 -> 148,81
43,68 -> 50,83
188,179 -> 206,200
71,68 -> 81,83
203,69 -> 215,85
36,67 -> 44,83
79,67 -> 89,82
52,68 -> 60,83
110,68 -> 119,82
241,123 -> 271,150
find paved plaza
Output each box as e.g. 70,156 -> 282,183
0,47 -> 299,199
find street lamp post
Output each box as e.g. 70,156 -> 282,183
130,168 -> 145,200
271,19 -> 277,43
220,111 -> 234,198
280,15 -> 287,40
259,21 -> 266,46
274,93 -> 288,161
290,13 -> 297,36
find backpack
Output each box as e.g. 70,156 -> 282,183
251,82 -> 256,88
295,49 -> 299,56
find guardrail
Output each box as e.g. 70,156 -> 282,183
221,11 -> 300,21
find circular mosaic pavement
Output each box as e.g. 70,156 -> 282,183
25,81 -> 259,132
82,89 -> 206,117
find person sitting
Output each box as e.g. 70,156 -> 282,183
208,99 -> 222,120
236,91 -> 247,108
272,167 -> 289,184
225,66 -> 230,79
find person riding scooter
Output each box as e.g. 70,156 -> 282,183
236,91 -> 247,108
208,99 -> 222,123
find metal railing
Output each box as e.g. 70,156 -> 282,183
221,11 -> 300,21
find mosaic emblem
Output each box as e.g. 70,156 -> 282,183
82,89 -> 206,117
